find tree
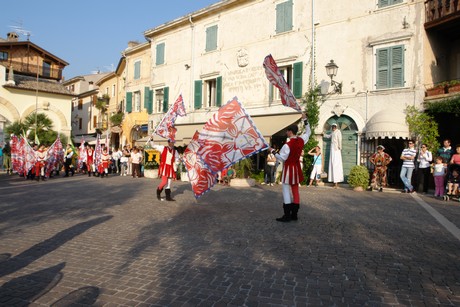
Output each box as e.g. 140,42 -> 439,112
300,86 -> 321,176
405,105 -> 439,153
4,120 -> 27,138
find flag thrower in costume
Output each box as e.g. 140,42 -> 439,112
154,94 -> 187,141
263,54 -> 302,112
183,97 -> 269,198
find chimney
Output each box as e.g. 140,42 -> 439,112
7,32 -> 19,42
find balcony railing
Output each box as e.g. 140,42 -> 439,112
425,0 -> 460,25
0,59 -> 63,80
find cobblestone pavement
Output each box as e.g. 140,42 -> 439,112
0,173 -> 459,306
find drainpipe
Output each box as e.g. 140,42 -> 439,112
311,0 -> 315,90
189,15 -> 195,112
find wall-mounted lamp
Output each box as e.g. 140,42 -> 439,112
184,64 -> 191,70
325,60 -> 342,94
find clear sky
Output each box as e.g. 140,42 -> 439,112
1,0 -> 220,80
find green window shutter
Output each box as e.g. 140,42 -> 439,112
269,83 -> 274,103
293,62 -> 303,98
276,0 -> 293,34
163,87 -> 169,113
391,45 -> 404,88
156,43 -> 165,65
378,0 -> 389,7
216,76 -> 222,107
134,61 -> 141,79
126,92 -> 133,113
148,89 -> 153,114
206,25 -> 218,52
144,87 -> 150,109
376,48 -> 389,89
194,80 -> 202,109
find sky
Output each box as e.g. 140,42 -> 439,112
1,0 -> 220,80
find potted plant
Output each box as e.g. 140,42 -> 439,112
347,165 -> 370,191
143,160 -> 159,178
230,158 -> 256,187
426,82 -> 447,97
447,80 -> 460,94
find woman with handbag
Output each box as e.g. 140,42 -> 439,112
307,146 -> 322,186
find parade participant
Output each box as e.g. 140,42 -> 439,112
86,145 -> 95,176
323,123 -> 344,188
269,112 -> 310,222
99,147 -> 111,178
34,144 -> 47,181
150,138 -> 180,201
64,144 -> 75,177
369,145 -> 392,192
400,140 -> 417,193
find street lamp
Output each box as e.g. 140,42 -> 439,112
325,60 -> 342,94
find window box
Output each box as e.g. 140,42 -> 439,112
426,84 -> 447,96
447,81 -> 460,94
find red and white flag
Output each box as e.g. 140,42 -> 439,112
154,94 -> 187,141
94,134 -> 102,169
78,136 -> 86,170
263,54 -> 302,112
45,136 -> 64,177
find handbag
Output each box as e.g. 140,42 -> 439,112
320,172 -> 328,179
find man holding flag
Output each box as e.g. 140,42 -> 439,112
150,138 -> 180,201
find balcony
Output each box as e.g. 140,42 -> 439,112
0,59 -> 63,80
425,0 -> 460,30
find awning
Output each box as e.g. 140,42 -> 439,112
365,109 -> 409,139
251,114 -> 300,142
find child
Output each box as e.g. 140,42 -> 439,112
446,168 -> 459,196
307,146 -> 322,187
433,156 -> 447,198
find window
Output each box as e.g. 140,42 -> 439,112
194,77 -> 222,109
155,89 -> 164,113
156,43 -> 165,65
276,0 -> 293,34
112,84 -> 116,97
78,99 -> 83,110
269,62 -> 303,102
205,25 -> 218,52
134,91 -> 141,112
378,0 -> 403,8
376,45 -> 405,89
105,87 -> 109,95
42,61 -> 51,77
79,118 -> 82,130
93,116 -> 97,128
134,60 -> 141,79
0,51 -> 8,60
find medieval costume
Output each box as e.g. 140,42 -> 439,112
86,146 -> 94,176
150,139 -> 180,201
369,145 -> 392,191
271,114 -> 310,222
324,123 -> 344,187
34,145 -> 47,181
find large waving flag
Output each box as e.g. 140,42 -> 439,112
196,97 -> 269,174
45,136 -> 64,177
21,137 -> 36,177
263,54 -> 302,112
183,131 -> 217,198
154,94 -> 187,141
10,135 -> 21,174
94,134 -> 102,169
78,136 -> 86,170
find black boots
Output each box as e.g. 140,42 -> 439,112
156,188 -> 164,200
291,204 -> 299,221
276,204 -> 292,222
165,189 -> 175,201
276,203 -> 300,222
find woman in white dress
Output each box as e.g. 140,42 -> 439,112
324,123 -> 344,188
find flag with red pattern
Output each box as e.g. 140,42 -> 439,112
78,136 -> 86,170
10,135 -> 21,174
263,54 -> 302,112
197,97 -> 269,174
183,131 -> 217,198
94,134 -> 102,169
154,94 -> 187,141
45,136 -> 64,177
21,137 -> 36,177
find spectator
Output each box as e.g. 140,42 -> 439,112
433,156 -> 447,198
400,140 -> 417,193
437,139 -> 454,166
416,143 -> 432,194
307,146 -> 322,187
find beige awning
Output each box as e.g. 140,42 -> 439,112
251,114 -> 300,142
365,110 -> 409,139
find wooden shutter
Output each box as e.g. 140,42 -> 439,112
126,92 -> 133,113
156,43 -> 165,65
148,89 -> 153,114
276,0 -> 293,33
391,45 -> 404,88
163,87 -> 169,113
134,61 -> 141,79
269,84 -> 274,103
216,76 -> 222,107
293,62 -> 303,98
206,25 -> 218,52
194,80 -> 202,109
376,48 -> 389,89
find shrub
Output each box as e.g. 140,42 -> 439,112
348,165 -> 370,189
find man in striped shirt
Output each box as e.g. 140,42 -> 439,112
400,140 -> 417,193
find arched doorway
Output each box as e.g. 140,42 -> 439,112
322,115 -> 358,182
